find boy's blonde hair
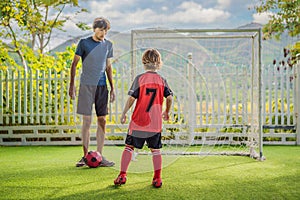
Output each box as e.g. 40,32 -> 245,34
142,49 -> 162,70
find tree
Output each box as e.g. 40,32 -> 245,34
0,0 -> 89,70
254,0 -> 300,63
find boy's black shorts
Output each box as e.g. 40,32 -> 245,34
125,131 -> 162,149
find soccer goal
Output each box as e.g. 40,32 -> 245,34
129,28 -> 263,160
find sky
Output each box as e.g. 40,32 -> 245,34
49,0 -> 270,49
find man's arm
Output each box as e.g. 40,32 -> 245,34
69,55 -> 80,99
106,58 -> 115,102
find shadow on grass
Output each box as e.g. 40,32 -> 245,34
41,182 -> 165,200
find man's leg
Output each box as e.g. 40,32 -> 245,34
76,115 -> 92,167
97,115 -> 115,166
96,115 -> 106,154
82,115 -> 92,156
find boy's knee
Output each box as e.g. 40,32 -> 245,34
125,145 -> 134,151
151,149 -> 161,154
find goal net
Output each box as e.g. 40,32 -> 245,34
128,28 -> 263,160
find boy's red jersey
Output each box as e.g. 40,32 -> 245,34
128,71 -> 173,134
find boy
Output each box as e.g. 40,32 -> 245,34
114,49 -> 173,188
68,17 -> 115,167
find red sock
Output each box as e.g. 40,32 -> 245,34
152,149 -> 162,179
120,145 -> 134,175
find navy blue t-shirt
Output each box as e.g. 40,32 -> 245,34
75,37 -> 113,86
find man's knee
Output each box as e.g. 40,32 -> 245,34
97,116 -> 106,126
82,116 -> 92,127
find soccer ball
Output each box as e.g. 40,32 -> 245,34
84,151 -> 102,168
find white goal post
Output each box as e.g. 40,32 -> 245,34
130,28 -> 263,160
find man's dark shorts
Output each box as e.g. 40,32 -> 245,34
125,130 -> 162,149
77,84 -> 108,116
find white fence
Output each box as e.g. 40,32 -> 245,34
261,61 -> 297,144
0,57 -> 299,146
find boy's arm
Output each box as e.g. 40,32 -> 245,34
69,55 -> 80,99
121,96 -> 136,124
106,58 -> 115,102
163,95 -> 173,121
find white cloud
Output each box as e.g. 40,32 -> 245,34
76,1 -> 231,28
168,1 -> 231,23
162,6 -> 168,11
253,12 -> 273,24
126,8 -> 158,24
76,1 -> 125,27
90,0 -> 138,9
178,1 -> 203,10
51,0 -> 254,47
217,0 -> 231,9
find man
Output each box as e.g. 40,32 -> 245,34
69,17 -> 115,167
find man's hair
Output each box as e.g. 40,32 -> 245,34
93,17 -> 111,30
142,49 -> 162,70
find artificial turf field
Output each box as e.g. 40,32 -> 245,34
0,145 -> 299,200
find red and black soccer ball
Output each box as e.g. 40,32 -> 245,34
84,151 -> 102,168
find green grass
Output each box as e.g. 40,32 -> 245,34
0,145 -> 299,200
